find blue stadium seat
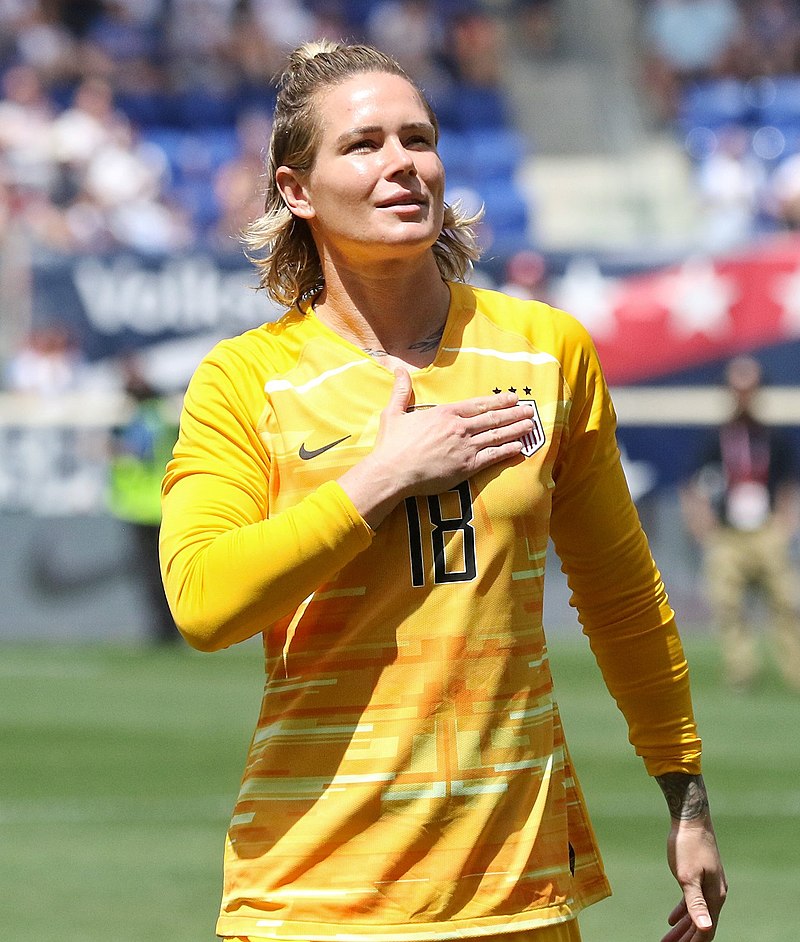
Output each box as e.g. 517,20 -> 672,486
171,88 -> 238,130
141,126 -> 186,181
678,78 -> 754,132
478,178 -> 530,243
757,75 -> 800,129
115,90 -> 174,128
437,130 -> 472,182
466,128 -> 526,180
433,83 -> 510,132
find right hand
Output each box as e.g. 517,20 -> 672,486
340,366 -> 535,528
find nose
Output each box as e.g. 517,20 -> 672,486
385,137 -> 417,176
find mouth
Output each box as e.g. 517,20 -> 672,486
376,193 -> 427,210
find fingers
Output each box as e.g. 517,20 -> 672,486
386,366 -> 413,415
457,391 -> 520,419
460,401 -> 536,439
662,896 -> 718,942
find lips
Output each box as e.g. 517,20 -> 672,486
376,193 -> 427,209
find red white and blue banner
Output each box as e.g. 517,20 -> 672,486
552,234 -> 800,387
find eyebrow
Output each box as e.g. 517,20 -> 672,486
335,121 -> 435,146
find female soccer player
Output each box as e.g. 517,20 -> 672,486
160,40 -> 726,942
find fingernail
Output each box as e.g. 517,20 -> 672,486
697,915 -> 713,929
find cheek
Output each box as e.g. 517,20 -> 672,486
325,168 -> 376,212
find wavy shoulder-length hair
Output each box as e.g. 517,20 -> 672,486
242,40 -> 482,308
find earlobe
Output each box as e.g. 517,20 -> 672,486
276,166 -> 315,220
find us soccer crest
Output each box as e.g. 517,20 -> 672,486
518,399 -> 546,457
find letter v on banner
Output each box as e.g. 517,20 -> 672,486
518,400 -> 545,457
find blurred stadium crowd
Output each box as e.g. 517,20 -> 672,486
0,0 -> 546,260
643,0 -> 800,249
3,2 -> 800,266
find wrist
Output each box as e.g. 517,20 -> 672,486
338,453 -> 411,530
656,772 -> 710,822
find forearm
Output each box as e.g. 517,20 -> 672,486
553,459 -> 701,773
161,479 -> 373,651
656,772 -> 710,822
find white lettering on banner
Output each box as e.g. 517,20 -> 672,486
72,256 -> 279,335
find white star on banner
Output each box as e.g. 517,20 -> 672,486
661,257 -> 737,338
772,266 -> 800,337
551,257 -> 620,341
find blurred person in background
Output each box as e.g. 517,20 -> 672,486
681,355 -> 800,693
0,63 -> 57,196
641,0 -> 744,122
108,356 -> 179,645
160,40 -> 725,942
208,107 -> 274,252
4,322 -> 86,396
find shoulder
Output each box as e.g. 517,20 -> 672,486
184,308 -> 310,414
193,307 -> 314,384
454,282 -> 594,350
452,282 -> 600,378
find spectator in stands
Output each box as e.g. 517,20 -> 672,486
208,107 -> 273,252
443,3 -> 506,87
4,323 -> 86,397
499,247 -> 548,299
765,148 -> 800,230
51,76 -> 127,187
365,1 -> 444,87
738,0 -> 800,77
2,1 -> 79,86
641,0 -> 745,122
681,356 -> 800,693
0,63 -> 57,195
512,0 -> 559,57
694,124 -> 766,250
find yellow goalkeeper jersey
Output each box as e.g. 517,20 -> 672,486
160,282 -> 701,941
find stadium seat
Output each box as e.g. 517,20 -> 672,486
437,131 -> 472,182
478,177 -> 531,245
171,87 -> 238,130
678,78 -> 754,132
433,83 -> 510,132
757,75 -> 800,130
466,128 -> 526,180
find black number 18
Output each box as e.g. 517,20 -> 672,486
403,480 -> 477,587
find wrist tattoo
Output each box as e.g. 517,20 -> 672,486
655,773 -> 709,821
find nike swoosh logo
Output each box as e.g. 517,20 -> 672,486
298,435 -> 351,460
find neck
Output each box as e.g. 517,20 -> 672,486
313,254 -> 452,369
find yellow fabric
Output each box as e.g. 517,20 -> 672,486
161,282 -> 701,942
226,918 -> 582,942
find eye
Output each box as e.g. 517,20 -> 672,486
405,133 -> 435,150
345,138 -> 378,154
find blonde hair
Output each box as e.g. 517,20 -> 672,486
242,40 -> 482,308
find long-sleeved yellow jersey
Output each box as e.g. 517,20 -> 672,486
160,282 -> 701,941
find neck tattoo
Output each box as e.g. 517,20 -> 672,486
362,321 -> 445,359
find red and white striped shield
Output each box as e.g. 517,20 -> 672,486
518,399 -> 546,457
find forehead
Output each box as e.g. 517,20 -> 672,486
314,71 -> 431,134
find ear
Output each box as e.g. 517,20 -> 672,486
276,166 -> 315,220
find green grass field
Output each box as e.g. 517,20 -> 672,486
1,633 -> 798,941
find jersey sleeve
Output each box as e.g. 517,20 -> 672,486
547,312 -> 702,777
159,342 -> 374,652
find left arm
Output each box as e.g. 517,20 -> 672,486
546,312 -> 726,935
656,773 -> 727,942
